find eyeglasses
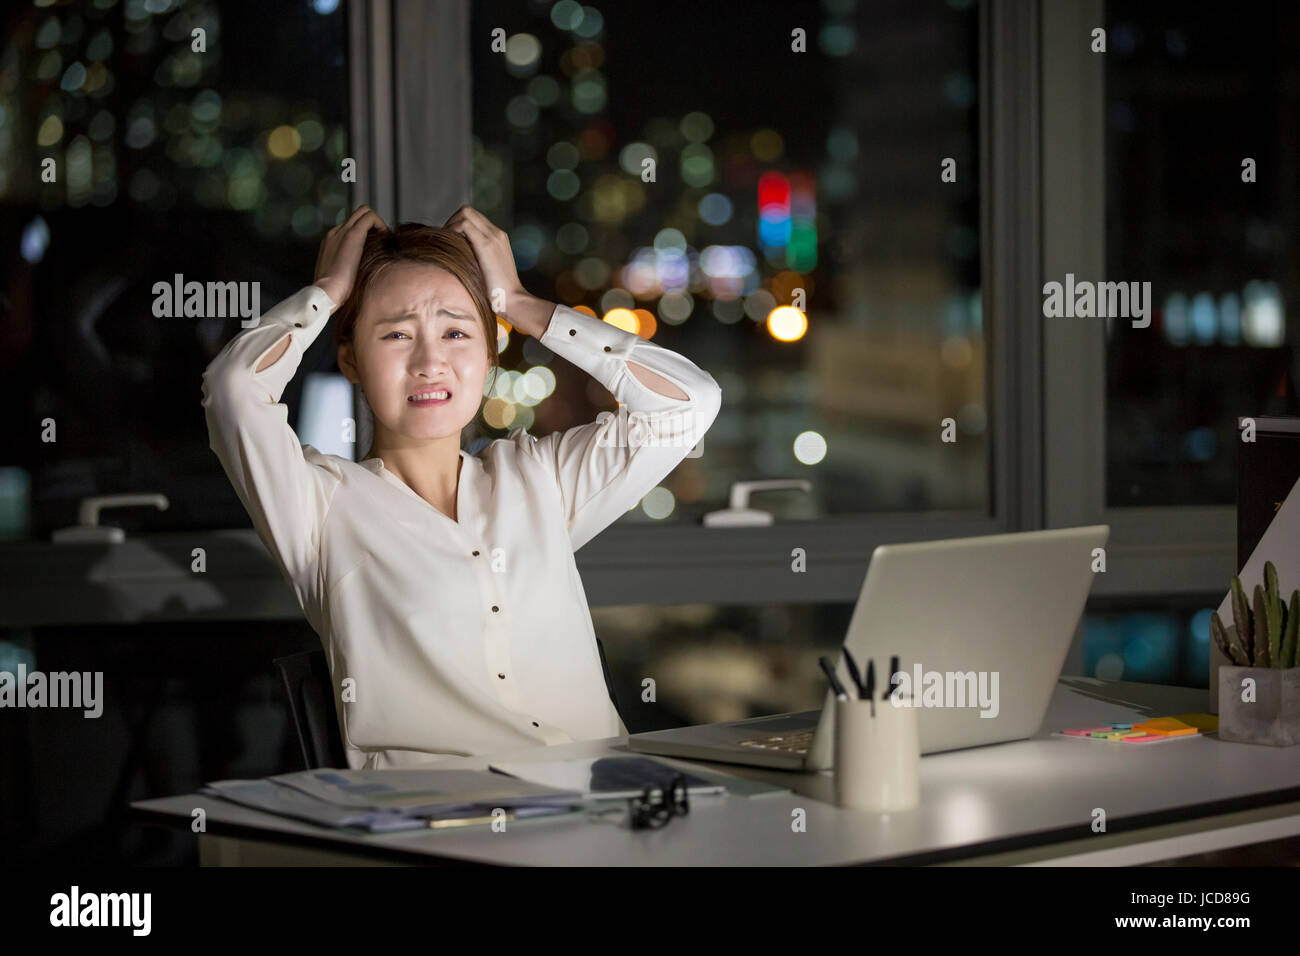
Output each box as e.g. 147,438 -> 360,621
627,772 -> 690,830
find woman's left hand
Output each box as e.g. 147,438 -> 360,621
443,205 -> 533,322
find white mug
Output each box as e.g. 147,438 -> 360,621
833,695 -> 920,812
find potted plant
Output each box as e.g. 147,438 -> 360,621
1210,561 -> 1300,746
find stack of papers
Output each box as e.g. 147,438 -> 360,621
200,769 -> 585,832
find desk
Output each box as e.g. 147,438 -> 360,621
131,678 -> 1300,866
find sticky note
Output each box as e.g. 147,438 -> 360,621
1170,713 -> 1219,733
1121,734 -> 1166,743
1065,726 -> 1112,736
1137,728 -> 1197,737
1106,723 -> 1132,730
1132,717 -> 1197,735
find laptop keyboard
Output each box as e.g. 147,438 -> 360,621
738,730 -> 814,754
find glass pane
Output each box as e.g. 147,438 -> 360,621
1081,596 -> 1220,687
470,0 -> 985,528
1104,0 -> 1300,507
0,0 -> 350,540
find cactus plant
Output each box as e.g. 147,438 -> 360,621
1210,561 -> 1300,669
1253,585 -> 1272,667
1231,574 -> 1253,663
1280,591 -> 1300,670
1211,612 -> 1246,665
1265,562 -> 1284,664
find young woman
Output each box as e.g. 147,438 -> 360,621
201,204 -> 722,769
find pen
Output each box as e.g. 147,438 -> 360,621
425,806 -> 581,828
428,810 -> 514,829
865,659 -> 876,718
819,656 -> 850,701
842,647 -> 867,699
887,655 -> 900,702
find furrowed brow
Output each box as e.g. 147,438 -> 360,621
375,308 -> 471,325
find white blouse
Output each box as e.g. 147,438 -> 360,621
201,284 -> 722,770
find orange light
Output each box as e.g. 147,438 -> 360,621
603,308 -> 639,335
633,308 -> 657,339
766,305 -> 807,342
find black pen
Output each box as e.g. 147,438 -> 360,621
818,656 -> 850,702
865,659 -> 876,718
842,647 -> 866,699
886,655 -> 900,702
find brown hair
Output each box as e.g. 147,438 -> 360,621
333,223 -> 502,447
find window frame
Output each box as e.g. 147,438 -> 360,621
10,0 -> 1230,625
383,0 -> 1044,607
1040,0 -> 1236,601
0,0 -> 1045,625
0,1 -> 1232,642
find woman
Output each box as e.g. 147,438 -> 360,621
201,204 -> 722,769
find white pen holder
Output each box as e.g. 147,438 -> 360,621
834,696 -> 920,812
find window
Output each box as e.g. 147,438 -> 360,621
1082,596 -> 1220,687
469,0 -> 984,529
0,0 -> 350,540
1103,0 -> 1300,508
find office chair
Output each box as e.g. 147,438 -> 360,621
272,649 -> 348,771
273,638 -> 625,770
593,636 -> 624,723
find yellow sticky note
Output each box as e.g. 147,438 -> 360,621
1171,713 -> 1219,733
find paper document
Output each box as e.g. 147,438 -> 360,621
201,769 -> 584,832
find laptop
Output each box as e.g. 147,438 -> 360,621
627,525 -> 1110,771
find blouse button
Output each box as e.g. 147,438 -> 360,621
491,605 -> 499,612
532,721 -> 540,727
568,329 -> 576,335
603,346 -> 611,352
498,673 -> 506,680
472,550 -> 480,556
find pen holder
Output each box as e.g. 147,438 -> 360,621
834,696 -> 920,812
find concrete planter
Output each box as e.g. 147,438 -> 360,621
1217,665 -> 1300,746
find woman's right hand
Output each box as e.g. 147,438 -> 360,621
313,204 -> 388,310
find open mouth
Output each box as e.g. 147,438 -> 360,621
408,390 -> 452,405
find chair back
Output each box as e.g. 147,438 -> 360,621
272,649 -> 347,770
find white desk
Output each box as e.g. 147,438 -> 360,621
131,678 -> 1300,866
